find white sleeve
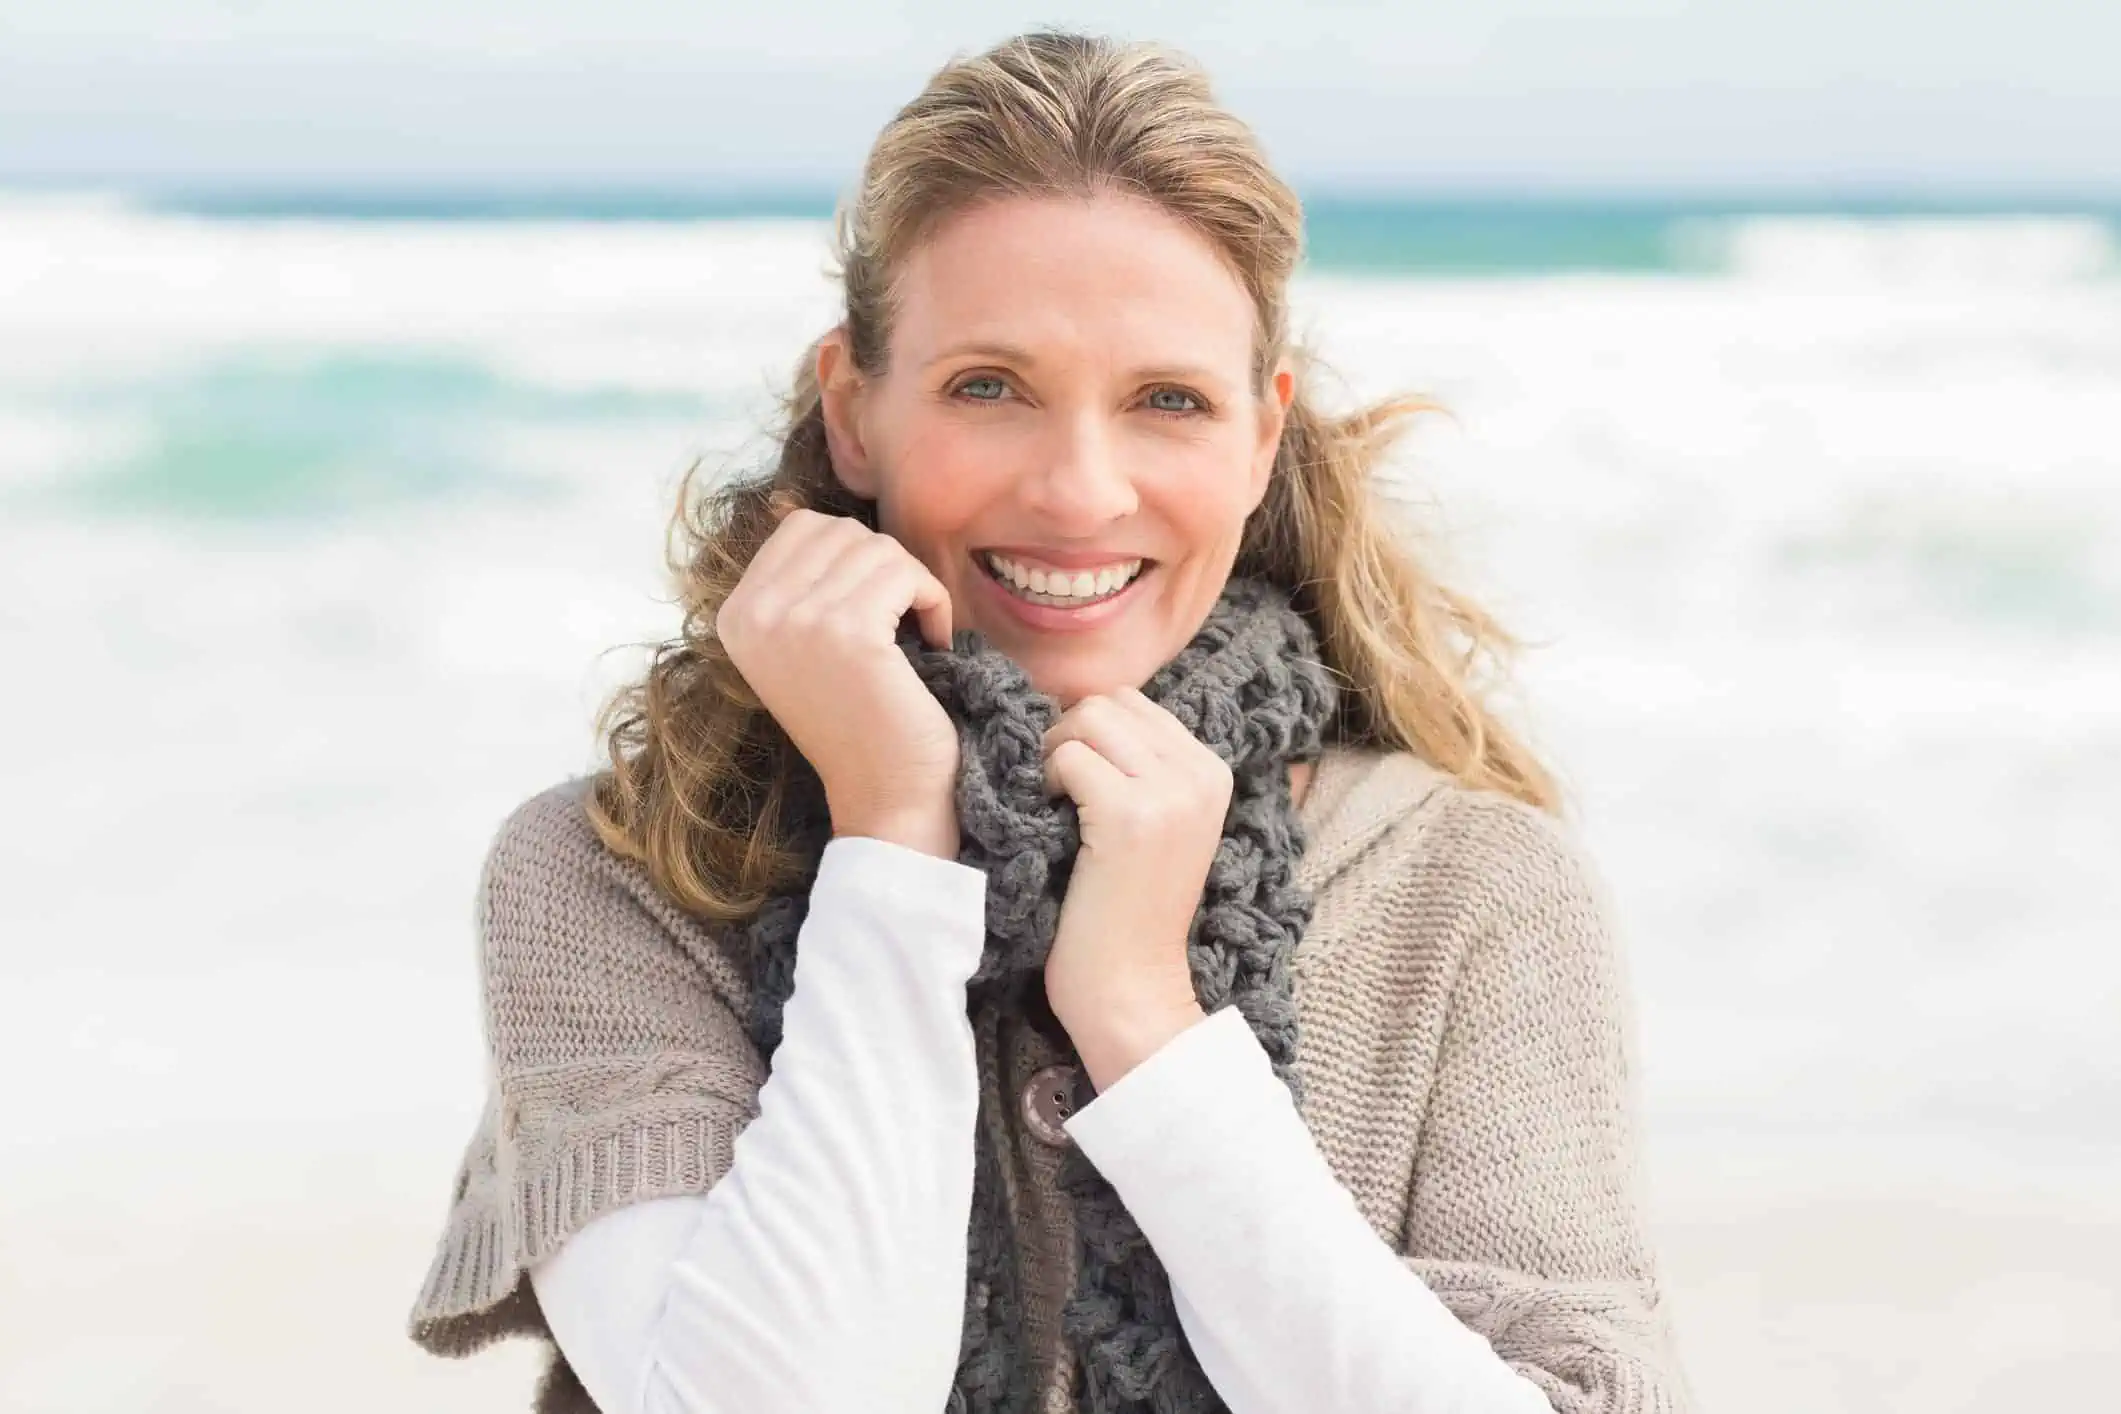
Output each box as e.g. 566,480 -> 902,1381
528,835 -> 989,1414
1062,1005 -> 1555,1414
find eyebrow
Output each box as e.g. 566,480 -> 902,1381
922,340 -> 1227,386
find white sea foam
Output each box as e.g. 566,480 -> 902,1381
1687,213 -> 2120,288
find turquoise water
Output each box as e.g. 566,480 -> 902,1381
135,187 -> 2121,276
20,351 -> 715,522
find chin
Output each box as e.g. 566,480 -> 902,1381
1019,648 -> 1156,707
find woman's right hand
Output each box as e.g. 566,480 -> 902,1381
716,505 -> 962,859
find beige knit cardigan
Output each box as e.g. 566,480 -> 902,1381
407,743 -> 1695,1412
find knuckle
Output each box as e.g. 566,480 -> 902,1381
1074,696 -> 1118,729
1116,789 -> 1159,821
1126,810 -> 1166,845
714,593 -> 755,634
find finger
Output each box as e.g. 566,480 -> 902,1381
906,564 -> 954,649
838,539 -> 952,648
1074,688 -> 1194,765
719,513 -> 809,639
755,510 -> 873,597
825,541 -> 954,646
1041,696 -> 1160,777
1042,736 -> 1131,807
1110,689 -> 1237,814
725,514 -> 878,648
741,505 -> 834,585
1116,686 -> 1224,758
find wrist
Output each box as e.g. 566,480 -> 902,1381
1057,989 -> 1207,1093
828,793 -> 959,860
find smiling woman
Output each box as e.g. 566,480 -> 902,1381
405,28 -> 1693,1414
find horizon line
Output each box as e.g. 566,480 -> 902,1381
7,175 -> 2121,214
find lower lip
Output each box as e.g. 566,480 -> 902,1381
974,559 -> 1150,634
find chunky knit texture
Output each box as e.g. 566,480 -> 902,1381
406,621 -> 1694,1413
743,578 -> 1334,1414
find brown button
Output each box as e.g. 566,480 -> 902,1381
1021,1064 -> 1087,1147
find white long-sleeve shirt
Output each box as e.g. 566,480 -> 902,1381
528,835 -> 1553,1414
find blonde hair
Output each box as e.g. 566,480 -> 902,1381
590,30 -> 1559,920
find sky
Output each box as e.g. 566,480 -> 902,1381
1,0 -> 2116,192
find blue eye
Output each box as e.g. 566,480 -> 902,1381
956,376 -> 1007,401
1146,387 -> 1203,415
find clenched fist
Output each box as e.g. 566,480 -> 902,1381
716,507 -> 961,859
1040,687 -> 1229,1087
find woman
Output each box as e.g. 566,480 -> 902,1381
407,29 -> 1692,1414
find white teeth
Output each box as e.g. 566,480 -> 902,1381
984,553 -> 1143,605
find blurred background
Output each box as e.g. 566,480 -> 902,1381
2,3 -> 2117,1411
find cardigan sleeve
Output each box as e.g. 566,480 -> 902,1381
1398,791 -> 1695,1414
528,835 -> 990,1414
403,778 -> 986,1414
1064,1004 -> 1557,1414
407,779 -> 769,1371
1062,787 -> 1695,1414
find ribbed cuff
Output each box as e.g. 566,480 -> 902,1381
408,1097 -> 754,1353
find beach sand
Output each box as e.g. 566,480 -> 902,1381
3,1125 -> 2114,1412
1650,1133 -> 2121,1411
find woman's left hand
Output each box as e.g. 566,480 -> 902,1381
1041,688 -> 1227,1090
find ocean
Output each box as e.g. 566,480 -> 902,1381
2,187 -> 2117,1411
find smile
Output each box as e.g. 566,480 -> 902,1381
980,551 -> 1146,608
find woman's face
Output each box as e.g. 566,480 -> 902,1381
818,191 -> 1293,705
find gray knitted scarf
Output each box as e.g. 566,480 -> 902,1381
743,576 -> 1337,1413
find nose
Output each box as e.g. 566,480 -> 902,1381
1023,412 -> 1138,532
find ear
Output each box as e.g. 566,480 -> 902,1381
816,326 -> 880,500
1248,361 -> 1296,512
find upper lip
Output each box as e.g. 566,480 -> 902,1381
979,546 -> 1151,570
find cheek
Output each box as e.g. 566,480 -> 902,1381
1143,433 -> 1264,545
871,416 -> 1009,546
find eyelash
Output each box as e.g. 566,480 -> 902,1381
949,374 -> 1211,418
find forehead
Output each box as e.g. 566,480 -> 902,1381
886,192 -> 1258,375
